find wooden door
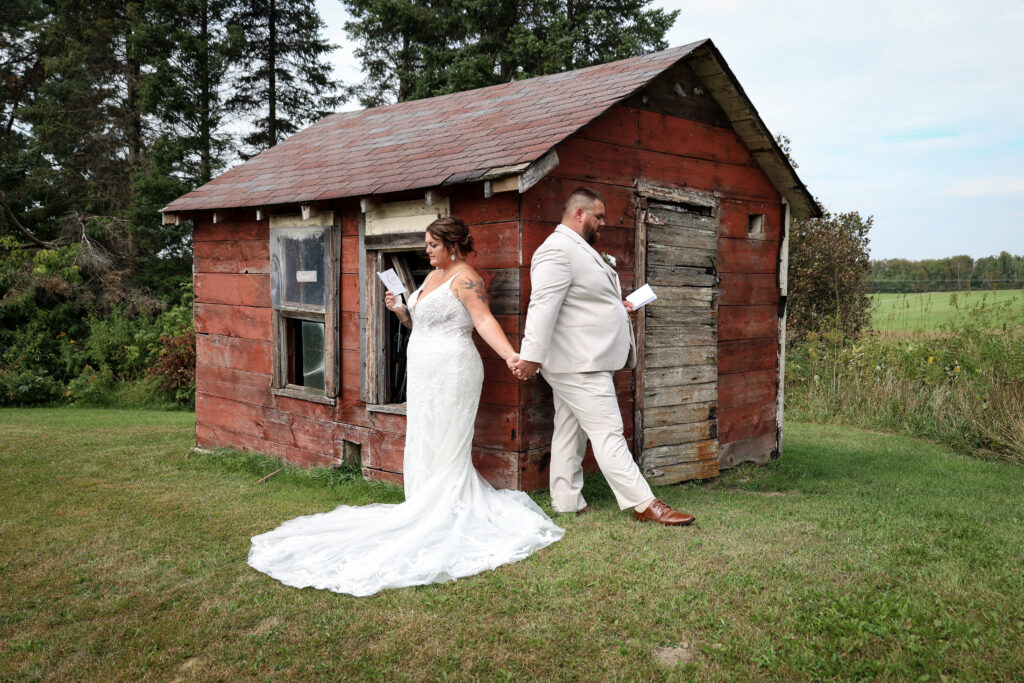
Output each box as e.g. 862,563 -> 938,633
634,183 -> 720,484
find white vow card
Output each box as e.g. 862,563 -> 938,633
626,283 -> 657,309
377,268 -> 406,294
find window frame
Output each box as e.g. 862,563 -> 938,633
269,211 -> 340,405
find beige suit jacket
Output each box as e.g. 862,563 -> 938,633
520,224 -> 637,373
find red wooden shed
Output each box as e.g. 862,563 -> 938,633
162,39 -> 819,489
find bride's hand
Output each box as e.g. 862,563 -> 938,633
385,291 -> 403,312
505,353 -> 520,374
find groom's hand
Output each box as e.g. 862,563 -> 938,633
623,299 -> 637,316
511,358 -> 540,380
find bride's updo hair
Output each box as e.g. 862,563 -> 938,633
426,216 -> 475,258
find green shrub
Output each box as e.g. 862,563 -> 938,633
786,302 -> 1024,461
0,367 -> 65,405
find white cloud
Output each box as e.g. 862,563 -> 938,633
948,178 -> 1024,198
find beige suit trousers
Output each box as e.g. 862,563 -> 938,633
542,370 -> 654,512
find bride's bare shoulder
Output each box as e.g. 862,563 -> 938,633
451,267 -> 488,304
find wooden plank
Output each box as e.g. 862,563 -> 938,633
518,150 -> 560,193
364,233 -> 422,250
718,369 -> 777,410
554,136 -> 781,204
719,200 -> 782,240
365,197 -> 451,236
473,402 -> 518,451
637,108 -> 757,167
465,222 -> 519,269
193,217 -> 268,242
523,176 -> 637,228
263,408 -> 337,457
647,242 -> 716,269
341,349 -> 360,392
644,324 -> 715,348
645,304 -> 717,327
645,265 -> 716,288
647,285 -> 714,307
643,401 -> 716,428
193,239 -> 269,274
341,273 -> 360,313
719,338 -> 778,374
194,272 -> 270,307
576,104 -> 640,145
637,182 -> 718,211
625,59 -> 731,128
451,183 -> 520,225
519,401 -> 555,450
196,391 -> 265,438
641,439 -> 718,465
718,401 -> 776,445
646,209 -> 717,234
645,344 -> 716,369
197,333 -> 271,373
718,273 -> 778,306
643,420 -> 715,449
471,448 -> 519,490
194,303 -> 271,341
341,235 -> 359,273
644,365 -> 717,389
340,311 -> 360,351
645,457 -> 719,485
647,224 -> 717,251
717,237 -> 779,274
633,196 -> 648,464
196,363 -> 273,407
645,381 -> 716,408
719,432 -> 777,469
718,305 -> 777,342
276,394 -> 335,422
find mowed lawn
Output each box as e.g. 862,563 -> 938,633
2,409 -> 1023,680
871,289 -> 1024,331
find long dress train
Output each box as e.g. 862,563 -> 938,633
247,270 -> 564,596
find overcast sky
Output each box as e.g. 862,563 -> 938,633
314,0 -> 1024,260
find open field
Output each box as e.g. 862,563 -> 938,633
870,289 -> 1024,332
2,408 -> 1023,680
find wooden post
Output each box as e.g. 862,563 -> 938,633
776,198 -> 791,455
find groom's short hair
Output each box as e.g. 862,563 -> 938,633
563,187 -> 605,219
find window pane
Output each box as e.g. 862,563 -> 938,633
300,321 -> 325,390
271,227 -> 327,310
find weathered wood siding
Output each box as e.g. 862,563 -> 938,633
521,102 -> 783,474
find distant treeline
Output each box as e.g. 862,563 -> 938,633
870,252 -> 1024,293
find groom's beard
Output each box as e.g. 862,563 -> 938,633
583,227 -> 599,244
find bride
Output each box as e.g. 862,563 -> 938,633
248,216 -> 564,596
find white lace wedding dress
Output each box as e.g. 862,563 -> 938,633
248,270 -> 564,596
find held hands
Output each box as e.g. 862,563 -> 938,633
510,357 -> 541,381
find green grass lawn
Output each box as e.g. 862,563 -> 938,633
871,289 -> 1024,331
2,409 -> 1023,680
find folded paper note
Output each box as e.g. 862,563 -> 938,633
625,283 -> 657,309
377,268 -> 406,294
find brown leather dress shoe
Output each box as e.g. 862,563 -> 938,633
634,499 -> 695,526
576,505 -> 591,516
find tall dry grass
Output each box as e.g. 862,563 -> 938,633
786,298 -> 1024,462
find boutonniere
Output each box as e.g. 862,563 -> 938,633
601,252 -> 616,267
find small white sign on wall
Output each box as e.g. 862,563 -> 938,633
296,270 -> 318,283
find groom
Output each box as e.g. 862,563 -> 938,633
511,187 -> 695,526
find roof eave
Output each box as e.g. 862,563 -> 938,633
686,40 -> 821,218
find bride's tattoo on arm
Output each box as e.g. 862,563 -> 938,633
461,277 -> 489,305
396,306 -> 413,329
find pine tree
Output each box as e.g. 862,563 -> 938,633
342,0 -> 679,107
227,0 -> 341,156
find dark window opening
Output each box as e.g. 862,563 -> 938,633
285,317 -> 325,391
380,250 -> 432,404
748,214 -> 765,236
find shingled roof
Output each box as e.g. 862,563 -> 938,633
164,39 -> 818,217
